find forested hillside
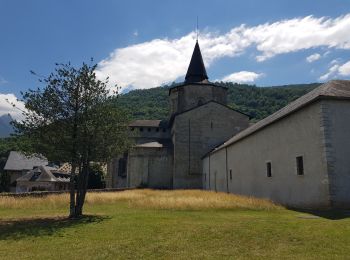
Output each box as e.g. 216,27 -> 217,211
115,82 -> 321,122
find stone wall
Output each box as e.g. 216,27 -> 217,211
127,146 -> 173,189
173,101 -> 249,189
321,99 -> 350,207
169,84 -> 227,115
203,101 -> 331,209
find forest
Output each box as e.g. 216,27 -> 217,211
115,82 -> 321,122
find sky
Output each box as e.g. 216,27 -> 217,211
1,0 -> 350,119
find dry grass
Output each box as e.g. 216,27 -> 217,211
0,189 -> 281,211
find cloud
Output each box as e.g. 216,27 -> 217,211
338,61 -> 350,76
0,94 -> 26,120
97,14 -> 350,91
319,59 -> 350,81
133,30 -> 138,37
306,53 -> 321,63
221,71 -> 264,83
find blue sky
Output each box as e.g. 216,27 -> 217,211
1,0 -> 350,118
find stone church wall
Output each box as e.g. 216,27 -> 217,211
169,84 -> 227,115
173,102 -> 249,189
127,146 -> 173,189
203,101 -> 331,209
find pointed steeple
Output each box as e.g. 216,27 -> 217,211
185,41 -> 209,83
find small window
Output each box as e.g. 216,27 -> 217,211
140,127 -> 143,132
156,128 -> 159,132
229,169 -> 232,180
266,162 -> 272,177
148,128 -> 151,132
162,128 -> 166,132
296,156 -> 304,175
211,122 -> 213,129
130,127 -> 134,131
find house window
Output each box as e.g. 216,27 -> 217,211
140,127 -> 143,132
266,162 -> 272,177
229,169 -> 232,180
148,128 -> 151,132
296,156 -> 304,175
156,128 -> 159,132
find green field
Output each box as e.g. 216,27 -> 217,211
0,190 -> 349,259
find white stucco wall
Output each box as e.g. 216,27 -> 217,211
324,99 -> 350,207
203,101 -> 331,209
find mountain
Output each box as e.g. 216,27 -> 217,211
0,114 -> 14,138
115,82 -> 321,122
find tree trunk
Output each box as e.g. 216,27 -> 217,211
69,163 -> 76,218
75,154 -> 90,217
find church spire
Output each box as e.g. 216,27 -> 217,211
185,41 -> 209,83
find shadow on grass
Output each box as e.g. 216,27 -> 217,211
288,207 -> 350,220
0,215 -> 110,240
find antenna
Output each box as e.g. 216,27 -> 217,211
196,16 -> 199,41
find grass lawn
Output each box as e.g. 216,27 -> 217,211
0,189 -> 350,259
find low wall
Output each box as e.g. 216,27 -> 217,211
0,188 -> 133,198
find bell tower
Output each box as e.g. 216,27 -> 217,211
169,41 -> 227,116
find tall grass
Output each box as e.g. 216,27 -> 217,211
0,189 -> 281,211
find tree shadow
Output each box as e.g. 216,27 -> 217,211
287,207 -> 350,220
0,215 -> 110,240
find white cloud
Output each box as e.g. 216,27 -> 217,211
133,30 -> 138,37
97,14 -> 350,91
338,61 -> 350,76
221,71 -> 264,83
306,53 -> 321,63
0,94 -> 25,120
319,59 -> 350,81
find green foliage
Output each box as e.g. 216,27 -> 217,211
115,82 -> 320,121
88,164 -> 105,189
14,61 -> 131,217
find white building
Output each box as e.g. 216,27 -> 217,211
203,80 -> 350,209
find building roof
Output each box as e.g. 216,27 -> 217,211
210,80 -> 350,154
4,151 -> 48,171
16,165 -> 70,183
185,41 -> 208,83
168,100 -> 251,127
129,120 -> 168,128
135,141 -> 164,148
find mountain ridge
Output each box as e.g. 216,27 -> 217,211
115,82 -> 321,122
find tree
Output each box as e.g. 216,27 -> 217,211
14,61 -> 130,218
88,163 -> 105,189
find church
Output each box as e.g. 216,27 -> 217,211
107,41 -> 350,209
106,40 -> 250,189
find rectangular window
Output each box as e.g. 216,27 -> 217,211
266,162 -> 272,177
296,156 -> 304,175
229,169 -> 232,180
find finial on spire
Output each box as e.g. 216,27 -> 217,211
196,16 -> 199,41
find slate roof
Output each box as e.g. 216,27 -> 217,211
129,120 -> 168,128
4,151 -> 48,171
16,165 -> 70,183
185,41 -> 209,83
211,80 -> 350,154
16,166 -> 69,182
135,141 -> 164,148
